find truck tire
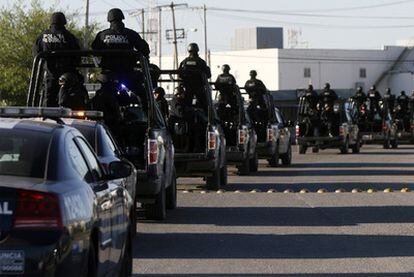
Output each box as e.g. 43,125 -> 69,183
281,144 -> 292,165
351,140 -> 360,154
220,165 -> 228,187
144,182 -> 166,220
119,227 -> 132,277
237,157 -> 250,175
249,151 -> 259,172
383,135 -> 391,149
166,169 -> 177,210
268,142 -> 279,167
85,240 -> 97,277
206,166 -> 221,190
299,145 -> 307,154
340,137 -> 349,154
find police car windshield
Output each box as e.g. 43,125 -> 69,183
0,129 -> 51,178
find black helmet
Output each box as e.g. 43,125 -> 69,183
324,82 -> 330,89
51,12 -> 67,25
154,87 -> 166,97
107,8 -> 125,22
222,64 -> 230,73
250,70 -> 257,78
370,85 -> 376,91
386,88 -> 391,94
401,90 -> 406,95
59,72 -> 78,87
307,84 -> 313,91
187,43 -> 199,54
356,86 -> 362,92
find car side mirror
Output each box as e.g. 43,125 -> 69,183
106,161 -> 132,180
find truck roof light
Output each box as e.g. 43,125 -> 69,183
0,107 -> 71,118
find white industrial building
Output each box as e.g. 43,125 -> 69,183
157,27 -> 414,95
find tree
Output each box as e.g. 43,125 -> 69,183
0,0 -> 99,105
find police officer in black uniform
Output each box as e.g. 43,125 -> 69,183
367,85 -> 382,117
215,64 -> 238,109
353,86 -> 367,108
244,70 -> 267,104
154,87 -> 169,119
90,72 -> 122,141
178,43 -> 211,112
383,88 -> 395,115
92,8 -> 150,94
303,84 -> 319,111
58,72 -> 89,110
319,83 -> 338,136
33,12 -> 80,107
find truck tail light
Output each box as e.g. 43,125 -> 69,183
267,128 -> 274,142
13,190 -> 62,229
208,131 -> 217,150
147,139 -> 159,165
238,129 -> 247,145
295,125 -> 300,137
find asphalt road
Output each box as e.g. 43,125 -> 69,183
133,145 -> 414,276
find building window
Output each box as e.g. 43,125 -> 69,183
304,67 -> 311,78
360,68 -> 366,78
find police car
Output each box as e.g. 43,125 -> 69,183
63,111 -> 138,235
0,107 -> 134,276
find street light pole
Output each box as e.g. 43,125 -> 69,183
158,7 -> 162,68
203,4 -> 208,65
84,0 -> 89,49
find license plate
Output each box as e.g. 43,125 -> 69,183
0,250 -> 24,274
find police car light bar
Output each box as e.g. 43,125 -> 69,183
0,107 -> 72,118
71,110 -> 104,119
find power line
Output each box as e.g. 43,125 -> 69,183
208,7 -> 414,20
209,11 -> 414,29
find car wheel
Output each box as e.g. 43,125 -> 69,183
281,144 -> 292,165
206,166 -> 221,190
119,228 -> 133,277
237,157 -> 250,175
299,144 -> 307,155
144,182 -> 166,220
249,151 -> 259,172
131,199 -> 137,236
85,241 -> 97,277
340,137 -> 349,154
166,169 -> 177,210
268,143 -> 279,167
220,164 -> 228,187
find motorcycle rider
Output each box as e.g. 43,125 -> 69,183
33,12 -> 81,107
92,8 -> 150,94
178,43 -> 211,112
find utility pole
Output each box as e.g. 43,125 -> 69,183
170,2 -> 179,70
141,8 -> 145,40
157,7 -> 162,67
84,0 -> 89,49
203,4 -> 208,65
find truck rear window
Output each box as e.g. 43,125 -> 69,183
0,129 -> 51,178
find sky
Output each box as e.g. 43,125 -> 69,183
3,0 -> 414,56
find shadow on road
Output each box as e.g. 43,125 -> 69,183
224,182 -> 414,192
290,163 -> 414,168
134,232 -> 414,259
152,206 -> 414,227
249,169 -> 414,177
132,273 -> 413,277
